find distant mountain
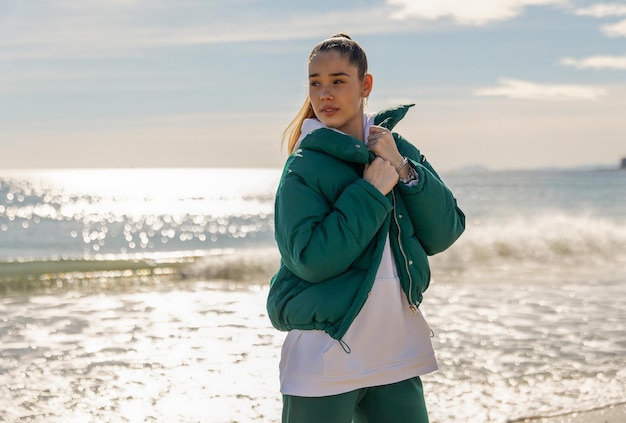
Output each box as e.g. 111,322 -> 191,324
447,162 -> 623,174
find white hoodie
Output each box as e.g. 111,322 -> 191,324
279,115 -> 438,397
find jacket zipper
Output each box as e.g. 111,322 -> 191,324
391,190 -> 419,316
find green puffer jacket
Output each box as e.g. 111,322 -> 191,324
267,104 -> 465,341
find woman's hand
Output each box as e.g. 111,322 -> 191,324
364,157 -> 398,195
367,126 -> 410,180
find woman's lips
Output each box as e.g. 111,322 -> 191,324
320,107 -> 338,117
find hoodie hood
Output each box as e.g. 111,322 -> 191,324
295,104 -> 415,149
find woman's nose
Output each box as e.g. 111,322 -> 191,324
320,86 -> 333,100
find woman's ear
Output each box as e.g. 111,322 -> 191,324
362,74 -> 373,97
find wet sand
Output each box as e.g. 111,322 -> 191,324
508,402 -> 626,423
1,277 -> 624,422
0,281 -> 284,422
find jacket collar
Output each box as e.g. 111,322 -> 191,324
373,103 -> 414,129
297,104 -> 414,164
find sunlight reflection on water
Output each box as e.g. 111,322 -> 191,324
0,169 -> 279,259
2,168 -> 626,421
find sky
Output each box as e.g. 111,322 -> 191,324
1,0 -> 625,171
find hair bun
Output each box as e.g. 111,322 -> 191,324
330,33 -> 352,40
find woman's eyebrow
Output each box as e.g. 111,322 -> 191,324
308,72 -> 352,78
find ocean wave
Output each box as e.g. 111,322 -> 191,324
2,214 -> 625,294
451,213 -> 626,264
0,248 -> 283,295
428,213 -> 626,285
0,251 -> 209,295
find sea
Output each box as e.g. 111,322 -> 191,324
1,167 -> 625,423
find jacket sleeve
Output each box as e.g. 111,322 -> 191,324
395,135 -> 466,255
274,168 -> 392,283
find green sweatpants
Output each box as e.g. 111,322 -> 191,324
282,376 -> 429,423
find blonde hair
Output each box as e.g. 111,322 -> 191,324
283,34 -> 369,154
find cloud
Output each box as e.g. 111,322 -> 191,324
474,78 -> 608,101
575,3 -> 626,18
602,18 -> 626,37
561,55 -> 626,70
387,0 -> 568,25
0,0 -> 402,61
573,3 -> 626,37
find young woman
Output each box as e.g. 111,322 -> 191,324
267,34 -> 465,423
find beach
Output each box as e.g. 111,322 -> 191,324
2,269 -> 625,423
1,168 -> 625,422
509,403 -> 626,423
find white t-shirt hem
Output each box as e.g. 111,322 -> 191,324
280,356 -> 438,397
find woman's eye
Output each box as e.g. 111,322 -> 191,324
333,80 -> 344,84
310,81 -> 320,87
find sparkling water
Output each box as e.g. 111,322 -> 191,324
1,167 -> 625,422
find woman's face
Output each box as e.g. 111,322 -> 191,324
308,50 -> 372,140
